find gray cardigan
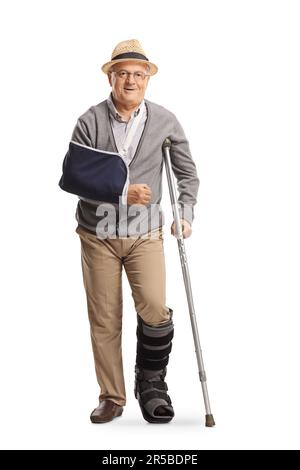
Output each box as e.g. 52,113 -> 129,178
71,99 -> 199,237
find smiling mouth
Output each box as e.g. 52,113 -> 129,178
124,88 -> 136,91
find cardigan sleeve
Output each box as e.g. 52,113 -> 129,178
168,116 -> 200,225
71,118 -> 93,147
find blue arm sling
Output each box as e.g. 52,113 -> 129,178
59,141 -> 128,204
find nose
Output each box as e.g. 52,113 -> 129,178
125,73 -> 136,85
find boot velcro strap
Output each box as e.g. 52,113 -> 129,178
137,329 -> 174,346
137,356 -> 169,370
140,389 -> 172,406
139,381 -> 168,393
137,343 -> 172,360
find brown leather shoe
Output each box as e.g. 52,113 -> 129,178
90,400 -> 123,424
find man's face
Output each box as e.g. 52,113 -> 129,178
108,61 -> 150,107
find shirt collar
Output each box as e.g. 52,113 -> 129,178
107,93 -> 144,122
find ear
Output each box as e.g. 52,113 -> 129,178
108,71 -> 113,87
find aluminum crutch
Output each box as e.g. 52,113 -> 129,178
163,138 -> 215,427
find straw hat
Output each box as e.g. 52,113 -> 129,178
101,39 -> 158,75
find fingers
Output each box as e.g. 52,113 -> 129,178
142,185 -> 151,197
140,184 -> 151,204
170,220 -> 192,238
127,184 -> 152,205
141,194 -> 151,204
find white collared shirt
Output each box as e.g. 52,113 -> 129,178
107,94 -> 148,166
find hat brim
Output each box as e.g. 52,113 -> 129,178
102,58 -> 158,76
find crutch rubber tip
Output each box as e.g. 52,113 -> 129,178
205,414 -> 215,427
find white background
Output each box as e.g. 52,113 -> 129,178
0,0 -> 299,450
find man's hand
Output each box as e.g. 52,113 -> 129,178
127,184 -> 152,205
171,219 -> 192,239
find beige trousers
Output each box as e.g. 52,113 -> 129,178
76,225 -> 170,406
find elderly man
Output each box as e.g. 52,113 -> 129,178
70,39 -> 199,424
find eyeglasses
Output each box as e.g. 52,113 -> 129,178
112,70 -> 150,81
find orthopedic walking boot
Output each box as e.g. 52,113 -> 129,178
134,311 -> 175,423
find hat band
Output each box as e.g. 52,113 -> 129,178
112,52 -> 149,62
